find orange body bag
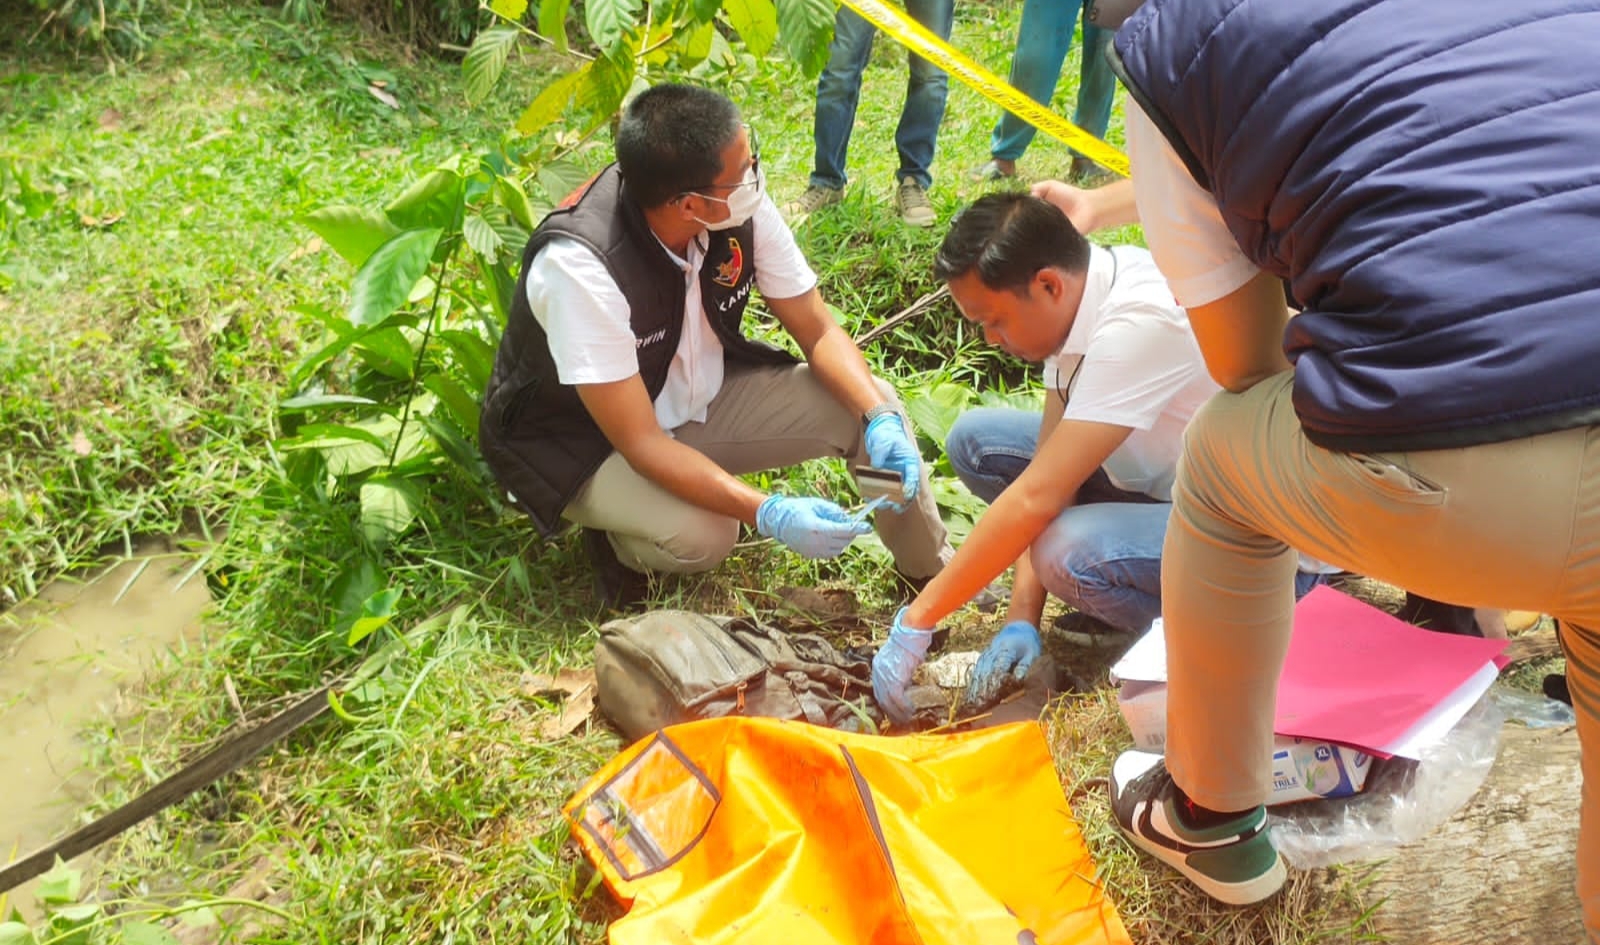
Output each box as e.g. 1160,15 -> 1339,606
564,717 -> 1132,945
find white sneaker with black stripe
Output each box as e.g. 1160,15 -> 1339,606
1109,750 -> 1287,906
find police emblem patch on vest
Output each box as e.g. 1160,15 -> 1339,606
712,236 -> 744,288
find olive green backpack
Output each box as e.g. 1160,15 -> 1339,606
593,610 -> 880,742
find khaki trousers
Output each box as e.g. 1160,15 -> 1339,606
563,364 -> 950,578
1163,371 -> 1600,941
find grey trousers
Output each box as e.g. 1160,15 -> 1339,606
563,364 -> 951,579
1162,370 -> 1600,941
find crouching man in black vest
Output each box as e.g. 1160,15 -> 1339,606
479,83 -> 952,608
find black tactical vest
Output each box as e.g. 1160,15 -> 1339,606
478,164 -> 795,535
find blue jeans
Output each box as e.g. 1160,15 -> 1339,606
989,0 -> 1116,163
810,0 -> 955,190
947,408 -> 1320,634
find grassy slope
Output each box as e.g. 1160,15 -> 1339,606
0,2 -> 1437,942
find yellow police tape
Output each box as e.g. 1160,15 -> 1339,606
835,0 -> 1130,178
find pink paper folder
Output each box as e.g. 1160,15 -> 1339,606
1274,586 -> 1509,759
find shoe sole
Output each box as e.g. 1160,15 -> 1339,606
1122,823 -> 1287,906
1054,627 -> 1134,648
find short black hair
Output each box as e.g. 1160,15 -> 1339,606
615,84 -> 743,209
934,192 -> 1091,294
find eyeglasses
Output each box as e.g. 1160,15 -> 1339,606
680,125 -> 762,198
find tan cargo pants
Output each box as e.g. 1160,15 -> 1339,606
1162,371 -> 1600,941
563,363 -> 950,579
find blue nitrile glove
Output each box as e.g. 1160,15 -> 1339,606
872,606 -> 935,726
963,621 -> 1043,709
863,412 -> 921,505
756,494 -> 872,559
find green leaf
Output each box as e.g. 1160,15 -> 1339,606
903,381 -> 975,453
360,477 -> 423,543
36,860 -> 81,905
537,159 -> 594,206
0,922 -> 35,945
723,0 -> 777,57
490,0 -> 528,19
280,393 -> 380,412
347,228 -> 441,328
301,206 -> 402,268
537,0 -> 572,50
348,586 -> 404,646
681,19 -> 715,64
690,0 -> 721,25
277,423 -> 389,477
573,39 -> 637,128
583,0 -> 641,52
331,555 -> 383,632
384,170 -> 463,231
516,69 -> 585,136
463,213 -> 505,258
490,220 -> 530,255
353,326 -> 417,379
437,329 -> 496,392
176,903 -> 218,929
463,27 -> 519,105
774,0 -> 835,75
121,921 -> 180,945
494,176 -> 538,230
423,372 -> 480,438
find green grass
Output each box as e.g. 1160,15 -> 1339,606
0,2 -> 1519,943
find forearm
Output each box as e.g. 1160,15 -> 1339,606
1080,179 -> 1139,233
1005,553 -> 1049,627
622,435 -> 768,525
804,324 -> 889,416
905,488 -> 1056,628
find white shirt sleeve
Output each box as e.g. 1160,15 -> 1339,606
749,195 -> 818,300
1062,304 -> 1211,431
523,238 -> 641,386
1125,103 -> 1261,308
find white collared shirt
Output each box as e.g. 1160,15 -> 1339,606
523,194 -> 817,431
1043,244 -> 1221,501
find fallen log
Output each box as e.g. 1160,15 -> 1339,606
1352,723 -> 1584,944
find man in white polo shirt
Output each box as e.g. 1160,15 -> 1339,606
479,84 -> 952,609
873,192 -> 1219,721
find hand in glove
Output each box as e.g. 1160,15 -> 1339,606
871,606 -> 934,726
962,620 -> 1042,709
756,495 -> 871,559
863,411 -> 921,506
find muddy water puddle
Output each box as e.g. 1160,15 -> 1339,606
1,541 -> 212,914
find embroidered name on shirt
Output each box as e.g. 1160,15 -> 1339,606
636,327 -> 669,348
715,278 -> 754,314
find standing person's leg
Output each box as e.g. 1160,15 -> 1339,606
1557,620 -> 1600,941
1071,8 -> 1117,141
811,8 -> 877,191
945,407 -> 1038,503
987,0 -> 1081,165
1144,369 -> 1600,931
894,0 -> 955,189
1068,5 -> 1117,179
674,364 -> 950,579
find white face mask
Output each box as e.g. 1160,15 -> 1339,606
694,165 -> 764,231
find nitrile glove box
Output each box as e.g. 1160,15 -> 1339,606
1112,623 -> 1372,805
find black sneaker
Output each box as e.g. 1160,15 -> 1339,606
1051,609 -> 1136,648
582,528 -> 652,612
1110,751 -> 1287,906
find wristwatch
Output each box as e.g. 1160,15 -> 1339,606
862,403 -> 897,427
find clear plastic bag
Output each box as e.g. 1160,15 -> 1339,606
1489,683 -> 1576,729
1267,691 -> 1505,869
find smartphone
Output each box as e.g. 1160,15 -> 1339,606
855,465 -> 905,503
